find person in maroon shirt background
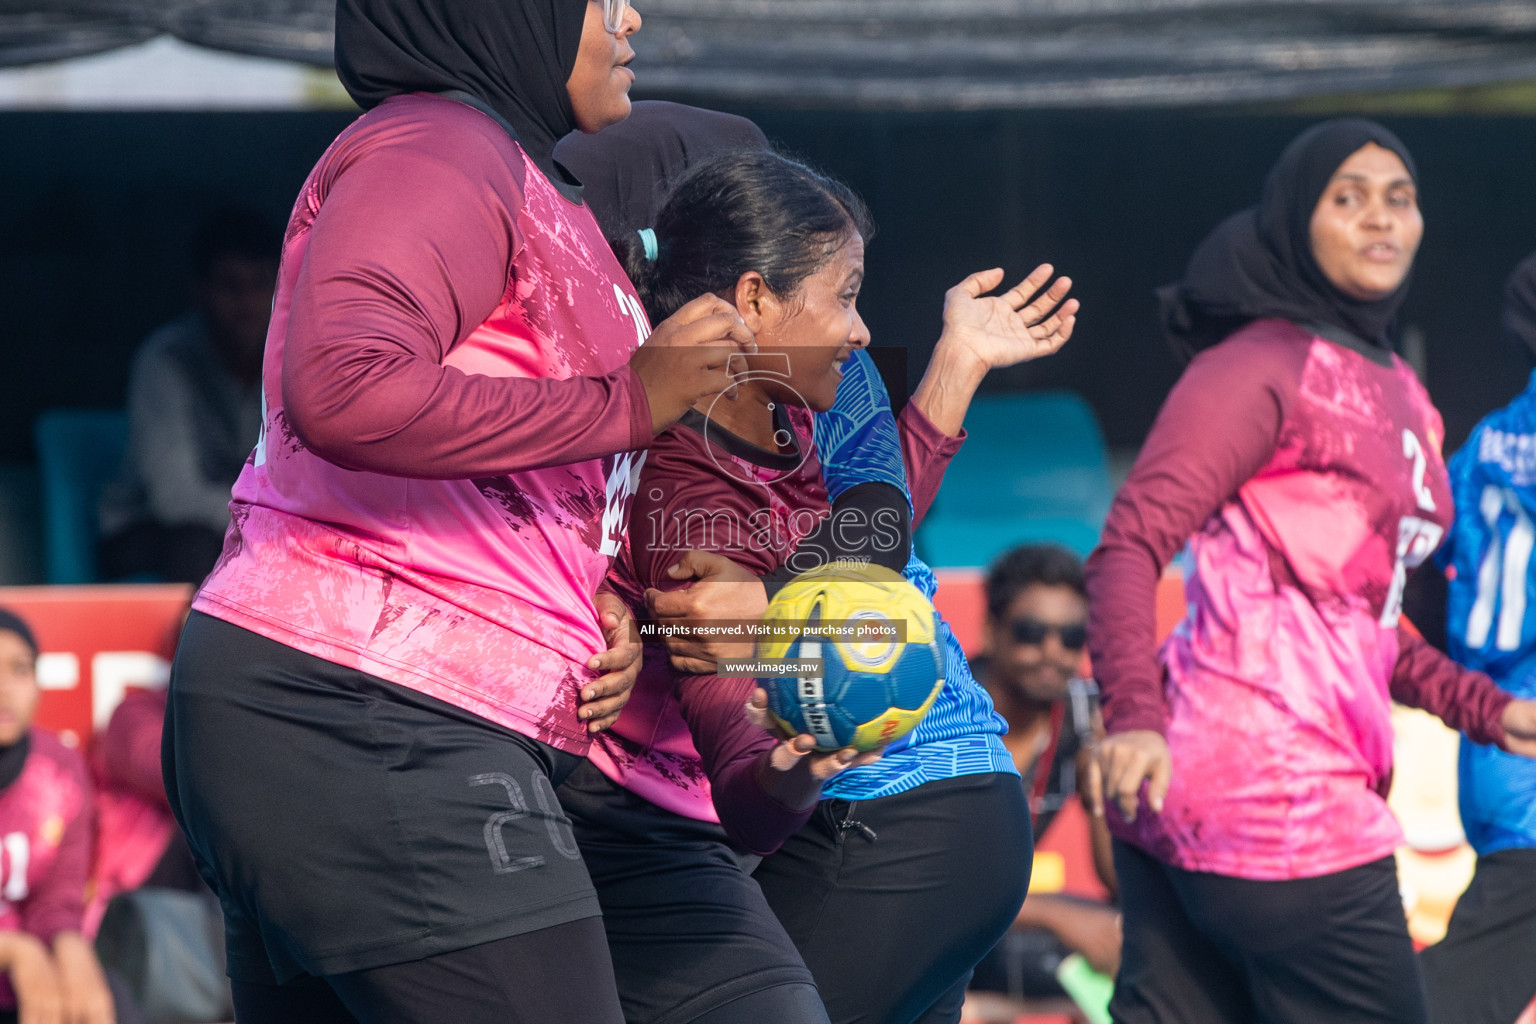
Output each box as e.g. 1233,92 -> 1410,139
1086,120 -> 1536,1024
0,609 -> 135,1024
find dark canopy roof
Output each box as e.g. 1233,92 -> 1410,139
11,1 -> 1536,108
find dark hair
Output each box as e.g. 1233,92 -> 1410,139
616,150 -> 875,324
0,608 -> 38,661
985,544 -> 1086,621
1504,250 -> 1536,366
192,206 -> 282,279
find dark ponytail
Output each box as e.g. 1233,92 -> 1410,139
612,230 -> 665,318
615,150 -> 874,325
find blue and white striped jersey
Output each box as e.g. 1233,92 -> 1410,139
1439,368 -> 1536,854
815,349 -> 1016,800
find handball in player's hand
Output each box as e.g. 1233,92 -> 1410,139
630,294 -> 756,433
755,563 -> 945,753
746,688 -> 882,811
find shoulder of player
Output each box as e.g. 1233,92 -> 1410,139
10,730 -> 90,809
1173,319 -> 1311,414
640,421 -> 746,499
25,729 -> 87,775
1453,400 -> 1536,479
326,93 -> 525,194
1199,318 -> 1313,373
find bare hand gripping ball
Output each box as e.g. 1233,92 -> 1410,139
757,563 -> 945,752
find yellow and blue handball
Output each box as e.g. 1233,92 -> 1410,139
757,562 -> 945,752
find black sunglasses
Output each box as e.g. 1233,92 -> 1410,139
1009,618 -> 1087,650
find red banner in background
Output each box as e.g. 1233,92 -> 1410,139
0,585 -> 193,750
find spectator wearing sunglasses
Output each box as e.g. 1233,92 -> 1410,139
969,544 -> 1122,1000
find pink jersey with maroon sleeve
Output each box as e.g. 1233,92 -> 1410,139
1088,319 -> 1511,880
592,406 -> 829,847
194,94 -> 653,752
0,731 -> 92,1009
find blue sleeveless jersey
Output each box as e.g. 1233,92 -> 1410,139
813,349 -> 1016,800
1439,368 -> 1536,855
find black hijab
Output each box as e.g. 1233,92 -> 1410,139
1159,118 -> 1419,359
553,100 -> 770,238
335,0 -> 586,183
0,609 -> 35,791
1504,251 -> 1536,363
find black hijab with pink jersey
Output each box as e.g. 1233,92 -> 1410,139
334,0 -> 586,182
1159,118 -> 1419,359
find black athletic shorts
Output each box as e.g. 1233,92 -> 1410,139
164,612 -> 602,983
1111,839 -> 1427,1024
557,760 -> 829,1024
1421,847 -> 1536,1024
754,771 -> 1033,1024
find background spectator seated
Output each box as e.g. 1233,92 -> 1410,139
0,607 -> 139,1024
88,684 -> 205,936
89,676 -> 230,1024
97,207 -> 278,585
967,544 -> 1121,1005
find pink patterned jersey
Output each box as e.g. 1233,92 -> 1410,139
1088,319 -> 1511,880
194,94 -> 653,753
0,731 -> 91,1009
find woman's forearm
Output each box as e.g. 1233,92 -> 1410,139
909,336 -> 988,439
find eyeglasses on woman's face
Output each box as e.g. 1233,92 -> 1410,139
596,0 -> 629,33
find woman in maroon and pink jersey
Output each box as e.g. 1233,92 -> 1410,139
556,132 -> 1076,1024
1086,119 -> 1536,1023
162,1 -> 756,1022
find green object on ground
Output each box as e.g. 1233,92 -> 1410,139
1056,953 -> 1113,1024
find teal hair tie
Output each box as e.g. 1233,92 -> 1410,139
638,227 -> 658,262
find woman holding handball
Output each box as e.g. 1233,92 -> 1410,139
558,111 -> 1077,1022
1086,118 -> 1536,1023
160,1 -> 757,1022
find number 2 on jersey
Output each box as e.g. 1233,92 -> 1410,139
1381,429 -> 1444,626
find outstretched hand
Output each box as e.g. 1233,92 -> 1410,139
939,264 -> 1077,372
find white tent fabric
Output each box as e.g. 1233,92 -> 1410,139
8,1 -> 1536,108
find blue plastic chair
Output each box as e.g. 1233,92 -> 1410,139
917,391 -> 1112,567
33,409 -> 128,584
